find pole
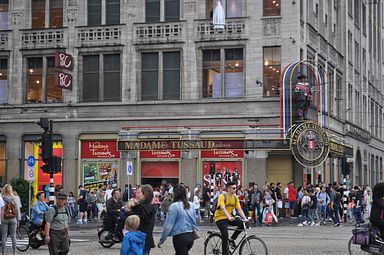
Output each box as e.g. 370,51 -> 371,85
209,173 -> 214,222
343,176 -> 348,223
49,120 -> 55,206
28,181 -> 31,217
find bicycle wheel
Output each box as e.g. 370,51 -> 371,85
98,230 -> 114,248
16,225 -> 30,252
204,233 -> 222,255
348,236 -> 369,255
239,235 -> 268,255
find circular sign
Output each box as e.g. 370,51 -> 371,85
27,156 -> 36,167
127,165 -> 132,174
28,169 -> 34,179
291,122 -> 330,167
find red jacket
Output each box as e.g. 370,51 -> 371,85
288,186 -> 297,202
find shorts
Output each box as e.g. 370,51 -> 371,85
284,200 -> 290,209
289,201 -> 296,210
79,203 -> 88,212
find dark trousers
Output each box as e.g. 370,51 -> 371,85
172,232 -> 194,255
48,229 -> 69,255
216,218 -> 244,255
331,205 -> 340,224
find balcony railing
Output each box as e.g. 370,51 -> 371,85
77,25 -> 123,46
134,21 -> 184,44
21,28 -> 65,49
0,31 -> 8,49
195,17 -> 247,41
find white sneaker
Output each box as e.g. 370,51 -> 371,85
311,222 -> 315,226
36,233 -> 42,240
315,223 -> 320,226
303,221 -> 308,225
297,223 -> 304,227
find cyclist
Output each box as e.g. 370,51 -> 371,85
215,181 -> 248,255
105,189 -> 123,241
370,182 -> 384,237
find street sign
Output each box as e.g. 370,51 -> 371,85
27,155 -> 36,167
25,166 -> 34,182
127,161 -> 133,176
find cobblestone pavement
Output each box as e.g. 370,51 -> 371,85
11,219 -> 357,255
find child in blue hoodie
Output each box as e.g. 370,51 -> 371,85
120,215 -> 147,255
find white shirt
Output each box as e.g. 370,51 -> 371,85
105,189 -> 113,201
284,187 -> 288,199
193,195 -> 200,209
0,196 -> 4,224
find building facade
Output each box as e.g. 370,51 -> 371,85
0,0 -> 383,193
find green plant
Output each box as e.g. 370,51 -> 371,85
10,176 -> 34,214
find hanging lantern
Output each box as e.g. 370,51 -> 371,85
213,1 -> 225,30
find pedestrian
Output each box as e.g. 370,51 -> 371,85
87,190 -> 98,221
131,184 -> 156,255
193,189 -> 202,222
309,188 -> 319,226
350,185 -> 364,225
284,183 -> 290,217
121,215 -> 147,255
44,193 -> 70,255
66,192 -> 76,219
158,184 -> 198,255
250,184 -> 262,225
288,182 -> 297,218
77,185 -> 88,224
329,186 -> 341,227
317,186 -> 330,225
1,184 -> 20,255
275,183 -> 283,218
96,184 -> 106,221
297,190 -> 311,226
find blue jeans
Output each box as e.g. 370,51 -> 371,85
253,204 -> 262,224
317,205 -> 327,222
243,204 -> 249,218
331,205 -> 340,224
353,207 -> 363,223
301,207 -> 310,223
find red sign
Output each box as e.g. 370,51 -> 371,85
140,150 -> 181,158
55,71 -> 73,91
201,150 -> 244,158
81,141 -> 119,159
55,51 -> 73,71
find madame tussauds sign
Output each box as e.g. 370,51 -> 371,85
291,122 -> 330,167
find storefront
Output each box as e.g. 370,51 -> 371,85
80,140 -> 120,192
201,150 -> 244,187
23,135 -> 63,197
139,150 -> 181,187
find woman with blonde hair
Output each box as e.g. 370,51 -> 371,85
2,184 -> 21,255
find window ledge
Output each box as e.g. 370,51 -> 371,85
261,16 -> 282,20
75,24 -> 126,28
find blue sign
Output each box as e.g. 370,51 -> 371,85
27,156 -> 36,167
127,161 -> 133,176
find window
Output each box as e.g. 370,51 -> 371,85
82,54 -> 121,102
362,4 -> 366,35
348,84 -> 353,121
32,0 -> 63,28
0,59 -> 7,104
263,0 -> 280,16
203,48 -> 244,98
145,0 -> 179,22
141,51 -> 180,101
354,0 -> 360,28
348,0 -> 353,16
27,57 -> 62,103
0,0 -> 8,30
205,0 -> 243,18
263,47 -> 280,97
355,41 -> 360,71
328,68 -> 334,114
88,0 -> 120,26
226,0 -> 242,17
335,74 -> 341,118
348,30 -> 352,63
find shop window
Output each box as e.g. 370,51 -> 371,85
32,0 -> 63,29
145,0 -> 179,22
82,54 -> 121,102
0,142 -> 5,184
87,0 -> 120,26
141,161 -> 179,186
205,0 -> 242,18
24,140 -> 62,194
0,58 -> 7,104
0,0 -> 8,30
203,48 -> 244,98
27,57 -> 62,104
141,51 -> 180,101
263,0 -> 280,16
263,46 -> 281,97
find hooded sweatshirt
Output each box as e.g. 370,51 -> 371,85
120,231 -> 146,255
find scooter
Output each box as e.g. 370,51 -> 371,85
348,223 -> 384,254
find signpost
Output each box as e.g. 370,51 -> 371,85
127,161 -> 133,199
26,155 -> 36,216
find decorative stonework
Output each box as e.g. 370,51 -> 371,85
67,9 -> 77,25
11,12 -> 22,26
68,0 -> 77,6
263,18 -> 280,36
185,1 -> 196,14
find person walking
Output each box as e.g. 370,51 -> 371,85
158,184 -> 198,255
96,184 -> 105,221
44,193 -> 70,255
297,190 -> 311,226
66,192 -> 76,219
193,189 -> 202,222
1,184 -> 20,255
131,184 -> 156,255
77,185 -> 88,224
120,215 -> 147,255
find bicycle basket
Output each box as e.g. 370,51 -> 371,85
352,227 -> 370,245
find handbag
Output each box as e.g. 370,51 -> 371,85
186,207 -> 200,240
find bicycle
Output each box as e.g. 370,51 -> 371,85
204,217 -> 268,255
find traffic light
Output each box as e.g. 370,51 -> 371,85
40,130 -> 52,163
37,118 -> 49,131
342,157 -> 351,176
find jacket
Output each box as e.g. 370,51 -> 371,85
160,201 -> 197,244
120,231 -> 146,255
131,201 -> 156,250
2,195 -> 21,221
31,200 -> 49,225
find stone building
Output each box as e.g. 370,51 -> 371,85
0,0 -> 383,194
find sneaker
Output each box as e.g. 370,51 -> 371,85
303,221 -> 308,226
297,223 -> 304,227
315,223 -> 320,226
323,221 -> 326,225
76,220 -> 83,224
36,233 -> 43,240
334,223 -> 340,227
83,220 -> 88,224
311,222 -> 315,226
228,239 -> 236,249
